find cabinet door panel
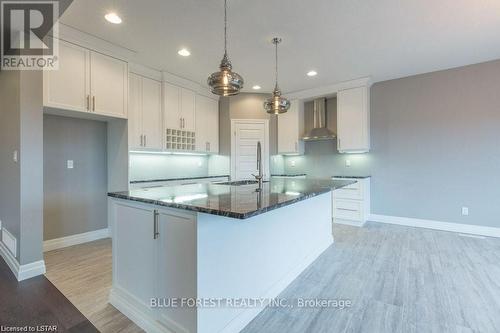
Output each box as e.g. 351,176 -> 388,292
278,100 -> 300,154
157,211 -> 197,333
43,40 -> 90,112
128,74 -> 143,149
90,52 -> 128,118
163,82 -> 182,130
142,78 -> 162,149
181,88 -> 196,131
113,204 -> 156,308
195,95 -> 219,153
337,87 -> 369,152
207,97 -> 219,153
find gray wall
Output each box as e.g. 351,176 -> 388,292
0,70 -> 44,265
44,115 -> 108,240
285,59 -> 500,228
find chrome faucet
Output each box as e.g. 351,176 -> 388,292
252,141 -> 264,190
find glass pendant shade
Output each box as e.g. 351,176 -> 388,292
207,0 -> 244,96
264,86 -> 290,114
264,37 -> 290,114
208,53 -> 244,96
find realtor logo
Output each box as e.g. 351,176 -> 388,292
1,0 -> 59,70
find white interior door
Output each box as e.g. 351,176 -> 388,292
231,119 -> 269,180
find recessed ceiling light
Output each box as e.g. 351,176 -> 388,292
178,48 -> 191,57
307,70 -> 318,77
105,12 -> 122,24
252,85 -> 261,90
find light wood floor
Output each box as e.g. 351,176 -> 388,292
44,223 -> 500,333
242,222 -> 500,333
44,238 -> 143,333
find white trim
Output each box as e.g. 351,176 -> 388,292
109,287 -> 176,333
43,228 -> 110,252
286,77 -> 372,100
369,214 -> 500,238
219,237 -> 333,333
0,241 -> 46,281
1,227 -> 17,257
333,219 -> 366,227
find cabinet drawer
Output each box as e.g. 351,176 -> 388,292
334,199 -> 363,221
334,181 -> 363,200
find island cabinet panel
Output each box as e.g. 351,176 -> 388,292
112,203 -> 157,311
156,210 -> 197,333
277,99 -> 304,155
337,86 -> 370,153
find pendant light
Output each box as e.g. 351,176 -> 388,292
207,0 -> 244,96
264,37 -> 290,114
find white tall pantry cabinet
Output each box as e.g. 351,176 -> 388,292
277,99 -> 304,155
195,95 -> 219,154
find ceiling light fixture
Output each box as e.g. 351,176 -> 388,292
207,0 -> 244,96
252,85 -> 261,90
104,12 -> 122,24
307,70 -> 317,77
178,48 -> 191,57
264,37 -> 290,115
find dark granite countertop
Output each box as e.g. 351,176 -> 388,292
130,175 -> 230,184
271,174 -> 307,177
109,178 -> 355,219
332,175 -> 371,179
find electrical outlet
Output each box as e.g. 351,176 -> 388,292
290,160 -> 296,167
67,160 -> 74,169
345,159 -> 351,167
13,150 -> 18,163
462,207 -> 469,216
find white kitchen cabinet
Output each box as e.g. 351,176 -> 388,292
43,39 -> 128,119
156,210 -> 197,333
43,40 -> 90,113
332,177 -> 371,227
112,203 -> 156,312
277,99 -> 304,155
163,82 -> 196,151
90,52 -> 128,118
195,95 -> 219,154
337,86 -> 370,153
128,74 -> 162,150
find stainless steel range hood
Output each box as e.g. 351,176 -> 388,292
302,98 -> 336,141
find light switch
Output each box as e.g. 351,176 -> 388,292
462,207 -> 469,216
67,160 -> 74,169
13,150 -> 18,163
345,159 -> 351,167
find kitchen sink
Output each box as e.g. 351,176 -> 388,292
214,180 -> 270,186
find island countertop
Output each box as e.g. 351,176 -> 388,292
108,178 -> 355,219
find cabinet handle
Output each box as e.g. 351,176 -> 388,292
86,95 -> 90,111
92,96 -> 96,111
153,210 -> 159,239
208,142 -> 211,152
180,118 -> 183,129
182,118 -> 185,128
144,135 -> 147,147
295,141 -> 298,152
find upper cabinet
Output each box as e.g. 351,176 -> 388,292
163,82 -> 196,151
337,86 -> 370,153
278,99 -> 304,155
129,73 -> 162,150
195,95 -> 219,154
43,39 -> 128,119
90,52 -> 128,118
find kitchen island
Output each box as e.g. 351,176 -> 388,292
108,178 -> 354,333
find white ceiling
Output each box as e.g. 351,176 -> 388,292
60,0 -> 500,93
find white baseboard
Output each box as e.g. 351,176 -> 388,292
44,228 -> 110,252
0,241 -> 46,281
333,218 -> 366,227
110,287 -> 176,333
369,214 -> 500,238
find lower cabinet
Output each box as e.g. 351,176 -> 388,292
332,177 -> 371,227
111,200 -> 197,333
